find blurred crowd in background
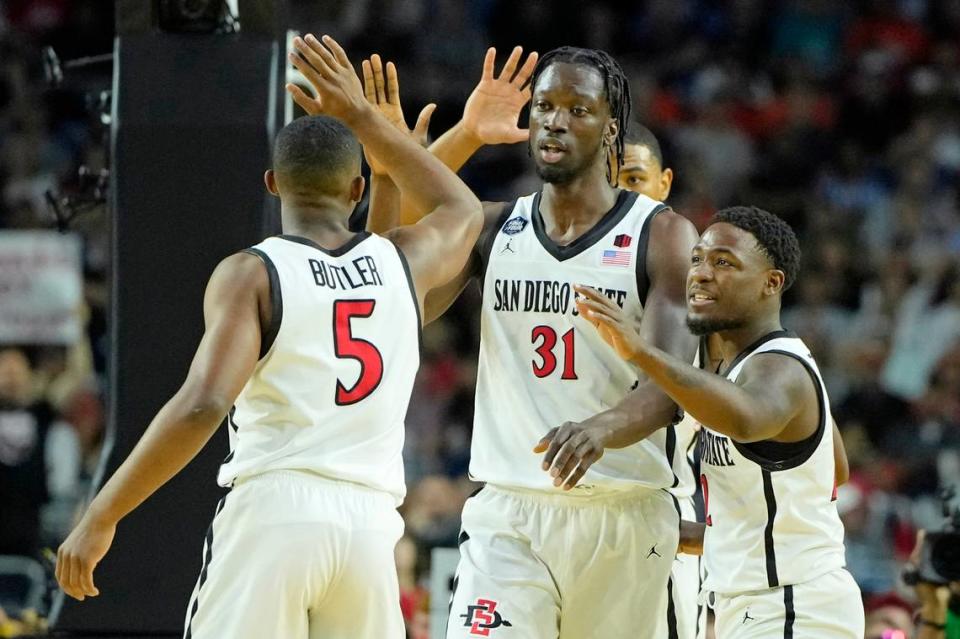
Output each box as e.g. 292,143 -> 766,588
1,0 -> 959,637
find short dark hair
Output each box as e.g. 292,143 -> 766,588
711,206 -> 802,291
273,115 -> 361,194
530,47 -> 631,181
624,122 -> 663,167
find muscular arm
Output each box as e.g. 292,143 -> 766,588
595,212 -> 701,447
56,253 -> 266,599
537,212 -> 700,488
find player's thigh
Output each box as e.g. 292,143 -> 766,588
714,571 -> 863,639
790,570 -> 864,639
309,521 -> 406,639
446,492 -> 559,639
558,490 -> 679,639
182,494 -> 315,639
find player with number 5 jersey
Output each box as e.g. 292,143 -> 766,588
55,34 -> 483,639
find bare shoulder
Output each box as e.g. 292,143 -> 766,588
649,209 -> 699,250
206,251 -> 269,299
736,351 -> 813,399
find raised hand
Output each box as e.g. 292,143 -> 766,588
361,54 -> 436,174
286,34 -> 369,123
574,285 -> 645,362
462,46 -> 539,145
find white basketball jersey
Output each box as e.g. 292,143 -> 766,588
217,234 -> 421,504
472,190 -> 682,492
699,331 -> 846,594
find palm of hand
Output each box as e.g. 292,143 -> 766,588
463,80 -> 530,145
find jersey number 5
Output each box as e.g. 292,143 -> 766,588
531,326 -> 578,379
333,300 -> 383,405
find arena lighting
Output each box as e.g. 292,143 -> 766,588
158,0 -> 232,33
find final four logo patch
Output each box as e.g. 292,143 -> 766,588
501,217 -> 528,235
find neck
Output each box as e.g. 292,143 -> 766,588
281,202 -> 356,247
713,314 -> 785,370
539,162 -> 617,237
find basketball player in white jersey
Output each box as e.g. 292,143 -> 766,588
352,46 -> 700,637
618,122 -> 702,639
55,34 -> 483,638
575,206 -> 864,638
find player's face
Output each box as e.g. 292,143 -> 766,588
529,63 -> 616,184
686,223 -> 781,336
618,144 -> 672,201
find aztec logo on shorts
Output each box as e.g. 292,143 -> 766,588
460,598 -> 512,636
501,217 -> 528,235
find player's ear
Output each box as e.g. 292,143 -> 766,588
603,118 -> 618,149
349,175 -> 365,203
765,269 -> 785,296
660,167 -> 674,201
264,170 -> 279,196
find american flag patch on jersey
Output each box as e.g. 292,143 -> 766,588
601,249 -> 631,266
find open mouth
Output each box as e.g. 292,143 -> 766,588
538,139 -> 567,164
688,291 -> 716,307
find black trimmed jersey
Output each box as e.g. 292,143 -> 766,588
217,234 -> 421,504
470,190 -> 678,492
699,331 -> 846,594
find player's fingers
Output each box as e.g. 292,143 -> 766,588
533,427 -> 558,455
562,464 -> 588,491
574,284 -> 612,307
513,50 -> 539,87
286,83 -> 321,114
548,438 -> 576,479
371,54 -> 387,104
64,554 -> 83,600
302,35 -> 339,76
289,50 -> 322,87
541,425 -> 572,468
362,60 -> 376,104
295,36 -> 336,78
414,104 -> 436,142
386,61 -> 401,106
320,34 -> 351,69
481,47 -> 496,81
79,561 -> 99,597
497,46 -> 523,82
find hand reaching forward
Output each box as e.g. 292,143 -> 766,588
462,46 -> 539,145
574,285 -> 645,362
361,55 -> 436,174
286,34 -> 370,124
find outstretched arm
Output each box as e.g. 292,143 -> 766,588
574,284 -> 812,444
535,212 -> 700,489
56,253 -> 266,600
288,35 -> 482,297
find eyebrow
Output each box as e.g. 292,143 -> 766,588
621,166 -> 647,173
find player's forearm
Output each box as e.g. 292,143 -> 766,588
84,394 -> 226,526
399,121 -> 483,225
345,108 -> 479,221
628,344 -> 778,443
594,381 -> 679,448
366,173 -> 400,233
